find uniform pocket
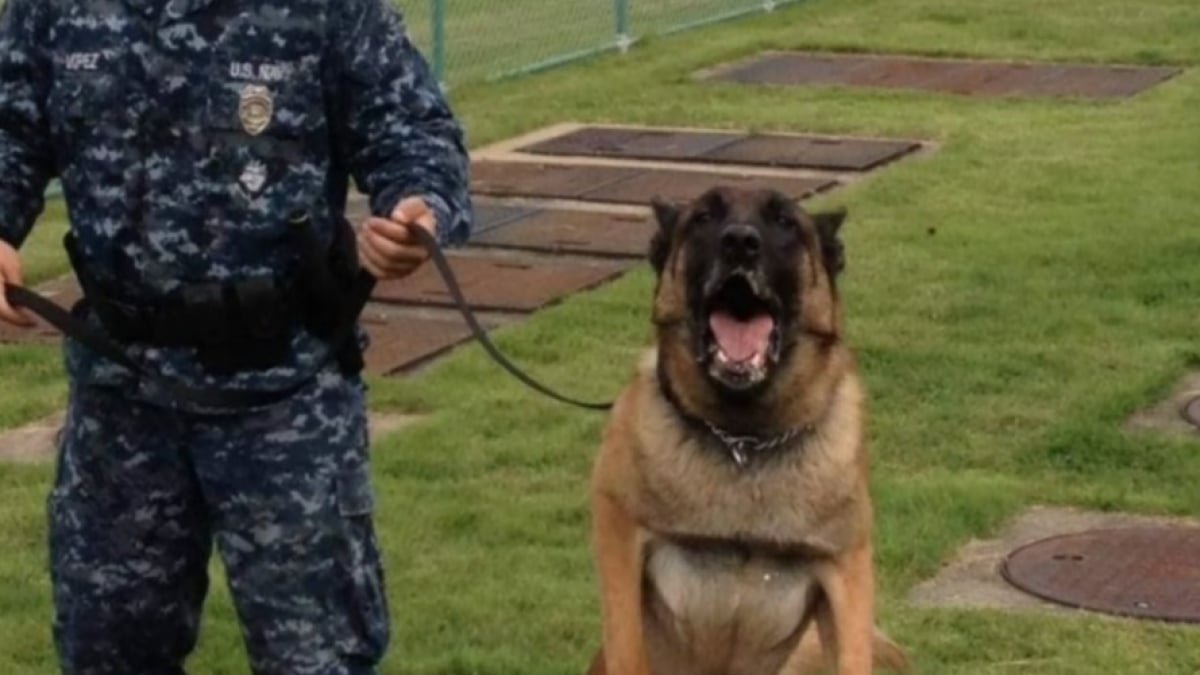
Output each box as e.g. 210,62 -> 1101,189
333,466 -> 389,660
335,467 -> 376,518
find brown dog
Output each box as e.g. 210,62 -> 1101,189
586,187 -> 908,675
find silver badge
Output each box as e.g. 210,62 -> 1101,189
238,160 -> 268,197
238,84 -> 273,136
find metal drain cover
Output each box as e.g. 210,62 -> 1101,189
1001,527 -> 1200,623
470,210 -> 652,258
708,52 -> 1181,100
371,254 -> 631,312
520,127 -> 743,162
582,169 -> 835,205
1182,396 -> 1200,430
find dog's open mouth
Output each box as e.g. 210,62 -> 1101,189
701,273 -> 782,390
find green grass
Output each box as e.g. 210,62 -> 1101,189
3,0 -> 1200,672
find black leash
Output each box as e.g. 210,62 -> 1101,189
407,226 -> 612,411
3,227 -> 613,412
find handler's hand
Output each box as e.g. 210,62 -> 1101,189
357,197 -> 437,281
0,241 -> 33,327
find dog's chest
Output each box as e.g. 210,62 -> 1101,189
642,537 -> 817,674
633,436 -> 857,553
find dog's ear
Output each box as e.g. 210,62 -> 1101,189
813,207 -> 847,277
649,198 -> 681,275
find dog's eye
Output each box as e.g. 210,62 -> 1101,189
773,214 -> 799,231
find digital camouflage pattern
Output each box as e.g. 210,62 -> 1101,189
51,369 -> 386,674
0,0 -> 471,404
0,0 -> 471,672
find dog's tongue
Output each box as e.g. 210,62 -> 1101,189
709,311 -> 774,363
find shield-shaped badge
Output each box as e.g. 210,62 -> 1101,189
238,84 -> 273,136
238,160 -> 268,197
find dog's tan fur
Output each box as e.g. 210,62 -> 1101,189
586,189 -> 907,675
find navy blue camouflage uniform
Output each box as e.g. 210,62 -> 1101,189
0,0 -> 471,672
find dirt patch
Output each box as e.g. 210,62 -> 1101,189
369,411 -> 426,444
0,410 -> 425,464
1125,371 -> 1200,438
909,505 -> 1200,616
0,411 -> 65,463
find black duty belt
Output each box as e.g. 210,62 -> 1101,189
3,271 -> 373,410
4,225 -> 613,412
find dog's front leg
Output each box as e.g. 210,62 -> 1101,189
812,543 -> 876,675
592,491 -> 651,675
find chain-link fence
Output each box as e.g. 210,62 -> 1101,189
397,0 -> 804,87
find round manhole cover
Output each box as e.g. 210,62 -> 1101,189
1181,395 -> 1200,429
1001,527 -> 1200,623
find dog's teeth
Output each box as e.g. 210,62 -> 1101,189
716,349 -> 730,365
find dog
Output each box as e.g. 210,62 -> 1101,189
585,187 -> 908,675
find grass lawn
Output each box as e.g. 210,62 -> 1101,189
3,0 -> 1200,672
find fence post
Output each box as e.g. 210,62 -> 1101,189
614,0 -> 632,52
432,0 -> 446,85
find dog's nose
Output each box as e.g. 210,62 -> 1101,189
721,224 -> 761,265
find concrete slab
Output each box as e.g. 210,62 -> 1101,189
909,506 -> 1200,616
1125,372 -> 1200,438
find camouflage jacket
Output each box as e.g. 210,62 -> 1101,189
0,0 -> 472,409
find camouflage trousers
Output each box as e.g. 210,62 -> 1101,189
47,369 -> 389,675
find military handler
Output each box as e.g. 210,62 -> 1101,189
0,0 -> 470,672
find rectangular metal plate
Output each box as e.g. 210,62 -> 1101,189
358,306 -> 502,375
344,192 -> 532,234
470,210 -> 653,258
703,135 -> 921,171
709,52 -> 1181,99
519,127 -> 744,161
370,253 -> 631,312
582,170 -> 836,205
471,202 -> 541,231
520,126 -> 918,172
471,161 -> 643,200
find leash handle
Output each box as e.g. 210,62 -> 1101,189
408,226 -> 613,412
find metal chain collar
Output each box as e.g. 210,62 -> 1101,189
702,421 -> 813,468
